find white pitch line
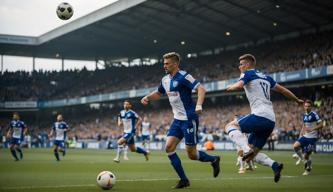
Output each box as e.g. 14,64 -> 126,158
0,175 -> 298,190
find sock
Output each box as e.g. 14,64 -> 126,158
115,145 -> 123,159
197,151 -> 216,162
54,149 -> 60,161
254,152 -> 275,168
238,156 -> 244,169
305,159 -> 312,170
123,145 -> 128,157
136,147 -> 147,155
168,152 -> 188,180
294,149 -> 304,160
16,148 -> 23,159
10,149 -> 19,160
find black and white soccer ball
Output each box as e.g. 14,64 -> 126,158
96,171 -> 116,190
56,2 -> 74,20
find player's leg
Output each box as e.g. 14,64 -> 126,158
127,135 -> 148,160
293,139 -> 304,165
166,119 -> 189,188
123,144 -> 129,160
183,119 -> 220,178
53,144 -> 60,161
58,141 -> 66,156
302,138 -> 316,175
9,142 -> 19,161
114,137 -> 126,162
15,144 -> 23,160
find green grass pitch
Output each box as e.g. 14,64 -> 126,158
1,148 -> 333,192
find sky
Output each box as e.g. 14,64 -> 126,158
0,0 -> 118,72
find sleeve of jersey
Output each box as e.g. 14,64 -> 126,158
52,123 -> 55,130
267,76 -> 277,88
314,112 -> 322,122
239,71 -> 251,85
182,73 -> 200,90
157,81 -> 166,94
134,112 -> 139,119
65,123 -> 69,129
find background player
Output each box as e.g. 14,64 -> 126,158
226,54 -> 304,182
49,114 -> 69,161
6,112 -> 27,161
141,52 -> 220,189
293,100 -> 323,175
113,100 -> 149,163
140,116 -> 151,152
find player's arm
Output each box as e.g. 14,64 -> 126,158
23,127 -> 28,135
194,84 -> 206,114
141,91 -> 162,105
48,129 -> 54,138
6,127 -> 12,138
135,116 -> 143,131
272,84 -> 303,104
117,116 -> 123,127
226,80 -> 244,91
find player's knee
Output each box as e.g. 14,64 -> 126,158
293,142 -> 300,150
187,152 -> 197,160
238,150 -> 244,157
165,143 -> 175,153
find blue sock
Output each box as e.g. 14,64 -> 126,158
136,147 -> 147,155
168,152 -> 188,180
54,150 -> 60,161
10,149 -> 19,160
271,162 -> 279,172
198,151 -> 216,162
16,148 -> 23,159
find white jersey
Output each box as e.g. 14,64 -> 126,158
119,109 -> 139,134
303,111 -> 321,138
239,69 -> 277,122
158,70 -> 200,121
141,122 -> 151,136
52,121 -> 69,141
10,120 -> 26,139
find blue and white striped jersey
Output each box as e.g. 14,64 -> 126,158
119,110 -> 139,134
52,121 -> 69,141
9,120 -> 26,139
158,70 -> 200,121
303,111 -> 321,139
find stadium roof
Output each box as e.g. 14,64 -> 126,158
1,0 -> 333,60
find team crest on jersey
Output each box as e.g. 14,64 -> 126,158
172,81 -> 178,87
126,113 -> 131,118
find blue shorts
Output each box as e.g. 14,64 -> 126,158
167,118 -> 199,145
297,137 -> 317,154
238,114 -> 275,149
141,135 -> 150,141
10,138 -> 21,145
54,140 -> 64,148
123,133 -> 135,145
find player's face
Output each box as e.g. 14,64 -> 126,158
238,59 -> 249,73
144,117 -> 148,122
163,58 -> 178,74
57,115 -> 63,121
13,114 -> 19,120
304,103 -> 312,113
123,101 -> 131,110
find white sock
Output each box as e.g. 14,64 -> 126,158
295,149 -> 304,160
238,156 -> 244,169
254,152 -> 275,167
116,145 -> 123,159
124,145 -> 128,157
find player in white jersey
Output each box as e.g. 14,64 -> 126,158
6,112 -> 28,161
113,100 -> 149,163
226,54 -> 303,182
293,100 -> 323,175
141,52 -> 220,189
140,116 -> 151,152
49,114 -> 69,161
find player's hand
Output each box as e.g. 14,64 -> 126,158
141,96 -> 149,105
195,104 -> 203,114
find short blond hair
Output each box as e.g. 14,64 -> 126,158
163,52 -> 181,64
239,54 -> 256,65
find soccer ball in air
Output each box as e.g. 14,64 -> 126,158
56,2 -> 74,20
96,171 -> 116,190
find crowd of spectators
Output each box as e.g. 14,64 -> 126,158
1,31 -> 333,101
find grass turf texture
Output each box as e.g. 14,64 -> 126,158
1,149 -> 333,192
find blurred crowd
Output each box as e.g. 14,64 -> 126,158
1,94 -> 332,148
1,31 -> 333,101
